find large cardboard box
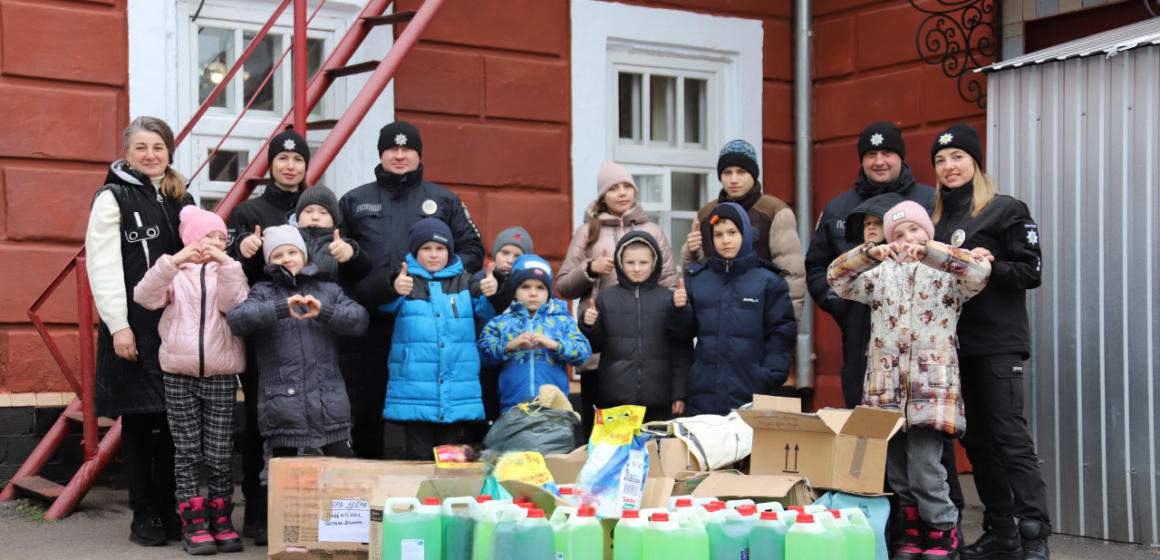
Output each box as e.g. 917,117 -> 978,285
737,395 -> 903,494
269,458 -> 460,560
677,472 -> 811,507
646,437 -> 705,476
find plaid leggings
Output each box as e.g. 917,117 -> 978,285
164,373 -> 237,502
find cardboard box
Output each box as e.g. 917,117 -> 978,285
544,446 -> 587,485
646,437 -> 705,476
737,395 -> 903,494
268,458 -> 443,560
679,472 -> 811,507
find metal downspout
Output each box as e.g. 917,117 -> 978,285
794,0 -> 815,394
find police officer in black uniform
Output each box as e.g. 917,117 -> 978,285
338,121 -> 485,459
930,123 -> 1050,560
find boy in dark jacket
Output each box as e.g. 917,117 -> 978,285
668,202 -> 797,416
226,225 -> 370,461
580,231 -> 691,422
293,185 -> 372,287
372,218 -> 511,460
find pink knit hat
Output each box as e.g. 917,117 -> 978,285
882,201 -> 934,243
596,161 -> 636,199
179,205 -> 228,246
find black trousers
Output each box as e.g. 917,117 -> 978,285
402,422 -> 465,460
119,412 -> 177,513
239,349 -> 265,520
959,353 -> 1051,531
342,321 -> 391,460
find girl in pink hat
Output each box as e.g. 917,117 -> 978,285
134,205 -> 249,555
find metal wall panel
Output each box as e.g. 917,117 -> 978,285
987,45 -> 1160,544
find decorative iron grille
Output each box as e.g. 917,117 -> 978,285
911,0 -> 1000,109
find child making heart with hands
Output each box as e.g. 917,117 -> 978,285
133,205 -> 249,553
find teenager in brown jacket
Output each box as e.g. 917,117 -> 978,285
681,139 -> 806,320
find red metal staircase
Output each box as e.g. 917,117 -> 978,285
0,0 -> 445,519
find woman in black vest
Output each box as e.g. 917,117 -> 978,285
929,123 -> 1050,560
85,116 -> 193,547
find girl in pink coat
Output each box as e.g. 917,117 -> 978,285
134,205 -> 249,555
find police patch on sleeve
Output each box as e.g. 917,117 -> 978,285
462,202 -> 481,239
1024,223 -> 1039,246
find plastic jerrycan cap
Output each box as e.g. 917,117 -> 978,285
527,509 -> 546,518
675,499 -> 694,508
797,513 -> 815,523
651,512 -> 670,522
477,495 -> 493,503
514,498 -> 529,504
738,505 -> 757,516
787,506 -> 805,513
760,511 -> 779,520
577,507 -> 596,517
560,487 -> 575,496
424,497 -> 441,505
622,510 -> 641,519
518,503 -> 535,509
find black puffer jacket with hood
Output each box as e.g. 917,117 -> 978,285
579,231 -> 692,417
226,263 -> 370,448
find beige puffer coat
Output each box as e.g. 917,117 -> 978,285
556,201 -> 678,372
134,255 -> 249,377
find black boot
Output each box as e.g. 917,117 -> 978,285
961,520 -> 1021,559
1019,521 -> 1050,560
130,508 -> 167,547
253,486 -> 268,546
892,507 -> 928,560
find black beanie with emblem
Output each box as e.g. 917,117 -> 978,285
378,121 -> 423,157
268,129 -> 311,170
930,122 -> 984,169
858,121 -> 906,161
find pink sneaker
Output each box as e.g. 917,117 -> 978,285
921,526 -> 960,560
892,507 -> 928,560
206,498 -> 245,553
179,498 -> 218,555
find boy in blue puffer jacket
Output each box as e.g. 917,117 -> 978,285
668,202 -> 798,416
478,255 -> 592,413
372,218 -> 511,460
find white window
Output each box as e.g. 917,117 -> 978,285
571,0 -> 763,244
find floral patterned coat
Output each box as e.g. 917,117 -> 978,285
827,241 -> 991,436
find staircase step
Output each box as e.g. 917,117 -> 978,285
361,10 -> 416,27
61,412 -> 115,429
306,119 -> 339,131
326,60 -> 380,78
11,476 -> 65,499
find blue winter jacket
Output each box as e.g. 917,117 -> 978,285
379,254 -> 499,423
668,202 -> 799,416
477,298 -> 592,413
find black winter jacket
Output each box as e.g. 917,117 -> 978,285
668,203 -> 798,416
933,185 -> 1041,359
580,231 -> 692,415
805,164 -> 936,325
340,164 -> 485,307
92,161 -> 194,418
225,183 -> 301,286
298,225 -> 372,289
226,263 -> 370,448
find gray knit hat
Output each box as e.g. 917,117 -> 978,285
492,227 -> 534,260
295,185 -> 342,226
262,224 -> 308,264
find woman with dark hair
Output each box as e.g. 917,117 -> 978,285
929,123 -> 1050,560
86,116 -> 194,547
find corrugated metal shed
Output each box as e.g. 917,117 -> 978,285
982,19 -> 1160,544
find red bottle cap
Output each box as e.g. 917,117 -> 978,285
577,507 -> 596,517
738,505 -> 757,516
622,510 -> 640,519
527,509 -> 545,518
423,498 -> 440,505
514,498 -> 528,504
518,503 -> 534,509
675,499 -> 693,507
651,512 -> 670,522
760,512 -> 779,521
560,487 -> 575,495
797,513 -> 815,523
827,509 -> 842,519
788,506 -> 805,513
476,495 -> 493,503
711,501 -> 726,509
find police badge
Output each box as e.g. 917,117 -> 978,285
951,229 -> 966,248
421,199 -> 438,215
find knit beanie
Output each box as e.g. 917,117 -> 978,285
409,218 -> 454,258
262,224 -> 309,264
295,185 -> 342,226
858,121 -> 906,161
931,122 -> 984,169
378,121 -> 423,157
707,202 -> 747,233
509,254 -> 554,291
596,161 -> 636,200
882,201 -> 935,243
717,139 -> 760,181
268,129 -> 311,170
492,227 -> 534,260
178,205 -> 227,247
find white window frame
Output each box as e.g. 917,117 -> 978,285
570,0 -> 763,233
128,0 -> 396,206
